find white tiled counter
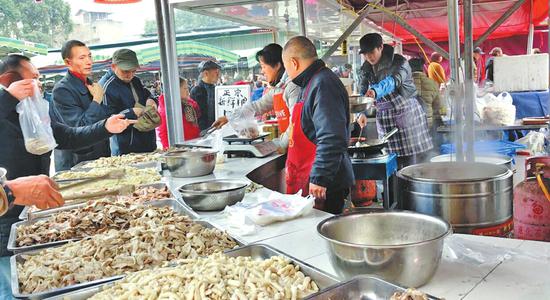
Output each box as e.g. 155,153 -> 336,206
166,155 -> 550,300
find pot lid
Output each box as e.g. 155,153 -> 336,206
399,162 -> 511,182
430,154 -> 511,165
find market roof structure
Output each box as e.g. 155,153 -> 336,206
345,0 -> 549,43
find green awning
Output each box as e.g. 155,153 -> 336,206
136,41 -> 240,64
0,37 -> 48,58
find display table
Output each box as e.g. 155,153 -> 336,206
163,155 -> 550,300
3,154 -> 550,299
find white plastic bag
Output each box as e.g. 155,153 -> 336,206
483,92 -> 516,126
16,82 -> 57,155
245,191 -> 314,226
228,107 -> 260,139
516,130 -> 546,155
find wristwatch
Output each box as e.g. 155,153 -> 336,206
2,184 -> 15,209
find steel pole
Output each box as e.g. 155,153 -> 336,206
321,1 -> 381,61
463,0 -> 475,162
155,0 -> 184,146
527,0 -> 534,54
474,0 -> 528,48
377,8 -> 449,59
447,0 -> 463,162
297,0 -> 307,36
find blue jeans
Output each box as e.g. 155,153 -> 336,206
0,257 -> 14,299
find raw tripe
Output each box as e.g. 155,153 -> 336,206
17,214 -> 237,294
89,253 -> 319,300
82,152 -> 161,168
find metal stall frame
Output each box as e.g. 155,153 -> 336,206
155,0 -> 184,147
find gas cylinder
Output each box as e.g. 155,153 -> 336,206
513,156 -> 550,241
351,180 -> 377,207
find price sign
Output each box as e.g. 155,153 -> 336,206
214,85 -> 251,118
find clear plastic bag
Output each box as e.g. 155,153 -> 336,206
516,130 -> 547,155
222,190 -> 314,226
228,107 -> 260,139
482,92 -> 516,126
15,82 -> 57,155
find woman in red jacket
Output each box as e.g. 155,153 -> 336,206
157,77 -> 201,149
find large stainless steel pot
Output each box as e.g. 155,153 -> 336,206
161,149 -> 217,178
317,211 -> 451,287
430,154 -> 512,169
397,162 -> 513,233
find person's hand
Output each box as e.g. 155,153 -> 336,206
133,107 -> 144,117
87,83 -> 104,103
6,175 -> 64,210
309,183 -> 327,200
366,89 -> 376,99
105,114 -> 137,134
6,79 -> 36,100
356,113 -> 368,128
146,98 -> 157,108
212,116 -> 228,129
276,147 -> 287,155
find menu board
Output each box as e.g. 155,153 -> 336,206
215,85 -> 251,118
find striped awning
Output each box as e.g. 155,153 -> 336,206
0,37 -> 48,58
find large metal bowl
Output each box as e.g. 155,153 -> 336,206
317,211 -> 451,287
161,149 -> 217,178
178,179 -> 249,211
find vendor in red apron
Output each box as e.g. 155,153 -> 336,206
356,33 -> 433,169
282,36 -> 354,214
212,44 -> 301,153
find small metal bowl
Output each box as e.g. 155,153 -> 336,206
161,149 -> 217,178
318,211 -> 451,287
178,179 -> 249,211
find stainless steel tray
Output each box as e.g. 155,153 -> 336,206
303,275 -> 441,300
11,218 -> 244,299
8,198 -> 199,254
44,244 -> 338,300
18,182 -> 171,220
71,159 -> 159,171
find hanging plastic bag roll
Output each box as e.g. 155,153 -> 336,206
16,81 -> 57,155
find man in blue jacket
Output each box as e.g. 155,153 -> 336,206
99,49 -> 159,155
52,40 -> 111,170
282,36 -> 354,214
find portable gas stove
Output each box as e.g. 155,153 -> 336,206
223,134 -> 277,158
350,149 -> 398,209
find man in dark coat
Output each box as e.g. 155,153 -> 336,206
52,40 -> 110,170
190,60 -> 221,130
0,54 -> 135,257
356,33 -> 433,168
282,36 -> 354,214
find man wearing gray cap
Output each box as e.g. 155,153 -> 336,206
191,60 -> 221,130
99,49 -> 160,155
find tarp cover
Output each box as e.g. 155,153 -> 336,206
346,0 -> 549,44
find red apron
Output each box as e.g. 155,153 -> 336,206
273,92 -> 290,133
285,73 -> 319,197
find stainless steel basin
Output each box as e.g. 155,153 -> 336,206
317,211 -> 451,287
161,149 -> 217,178
178,179 -> 249,211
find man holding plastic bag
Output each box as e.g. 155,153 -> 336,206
0,54 -> 135,257
281,36 -> 354,214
